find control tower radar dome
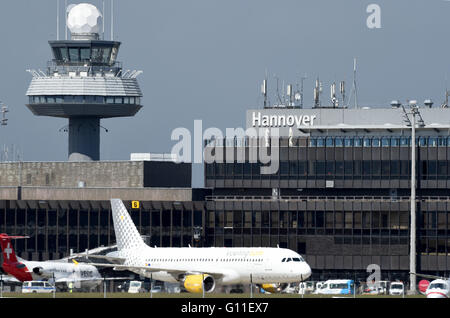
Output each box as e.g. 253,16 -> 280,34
67,3 -> 102,39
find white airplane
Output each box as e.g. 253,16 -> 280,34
412,272 -> 449,298
80,198 -> 312,294
0,234 -> 125,291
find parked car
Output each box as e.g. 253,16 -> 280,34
22,281 -> 55,293
389,282 -> 405,296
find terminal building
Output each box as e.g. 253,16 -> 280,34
0,3 -> 449,286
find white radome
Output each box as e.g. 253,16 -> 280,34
67,3 -> 102,34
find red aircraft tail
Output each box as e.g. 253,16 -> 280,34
0,234 -> 29,265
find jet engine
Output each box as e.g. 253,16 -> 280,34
32,267 -> 53,278
259,283 -> 289,294
183,274 -> 215,293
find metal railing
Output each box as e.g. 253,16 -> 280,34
205,195 -> 450,202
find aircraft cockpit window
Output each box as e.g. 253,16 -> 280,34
292,258 -> 301,262
281,258 -> 286,262
286,258 -> 292,262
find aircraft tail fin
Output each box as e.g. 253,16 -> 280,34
110,199 -> 146,251
0,234 -> 28,264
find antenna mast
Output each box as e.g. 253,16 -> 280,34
347,58 -> 359,109
111,0 -> 114,40
56,0 -> 60,40
65,0 -> 68,40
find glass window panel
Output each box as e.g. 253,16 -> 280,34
69,48 -> 80,61
80,48 -> 91,61
316,137 -> 325,147
428,137 -> 437,147
326,138 -> 334,147
309,138 -> 316,147
95,96 -> 104,103
391,138 -> 399,146
363,138 -> 371,147
372,138 -> 380,147
344,138 -> 353,147
354,137 -> 362,147
400,137 -> 410,147
102,48 -> 112,63
91,47 -> 104,62
106,97 -> 115,104
381,137 -> 390,147
335,138 -> 343,147
60,48 -> 69,61
115,97 -> 124,104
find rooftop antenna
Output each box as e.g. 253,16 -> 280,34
261,71 -> 268,108
65,0 -> 68,40
102,0 -> 105,40
340,81 -> 346,107
287,84 -> 293,106
347,58 -> 359,109
314,77 -> 322,108
300,73 -> 307,108
56,0 -> 60,40
442,75 -> 449,108
1,103 -> 8,126
274,74 -> 282,105
111,0 -> 114,40
330,82 -> 338,108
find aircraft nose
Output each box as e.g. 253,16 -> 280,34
299,262 -> 311,281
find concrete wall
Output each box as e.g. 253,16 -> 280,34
0,161 -> 191,188
0,186 -> 193,202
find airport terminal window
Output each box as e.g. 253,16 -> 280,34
354,137 -> 362,147
363,138 -> 371,147
419,137 -> 427,146
372,138 -> 380,147
335,137 -> 343,147
309,138 -> 316,147
344,138 -> 353,147
316,137 -> 325,147
391,138 -> 399,146
325,137 -> 334,147
428,137 -> 438,147
400,137 -> 410,146
438,137 -> 447,147
381,137 -> 390,147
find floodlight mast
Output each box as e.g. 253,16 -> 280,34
401,100 -> 425,295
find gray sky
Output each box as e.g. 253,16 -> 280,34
0,0 -> 450,187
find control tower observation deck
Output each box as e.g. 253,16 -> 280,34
26,3 -> 143,161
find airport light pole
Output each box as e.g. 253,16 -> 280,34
401,101 -> 425,295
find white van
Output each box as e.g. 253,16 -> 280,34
22,281 -> 55,293
389,282 -> 404,296
128,281 -> 143,293
316,280 -> 355,295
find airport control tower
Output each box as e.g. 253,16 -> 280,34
26,3 -> 143,161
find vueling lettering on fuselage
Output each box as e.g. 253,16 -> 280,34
252,112 -> 317,128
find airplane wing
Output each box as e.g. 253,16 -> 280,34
54,276 -> 131,283
78,262 -> 226,279
70,254 -> 126,264
410,272 -> 448,280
